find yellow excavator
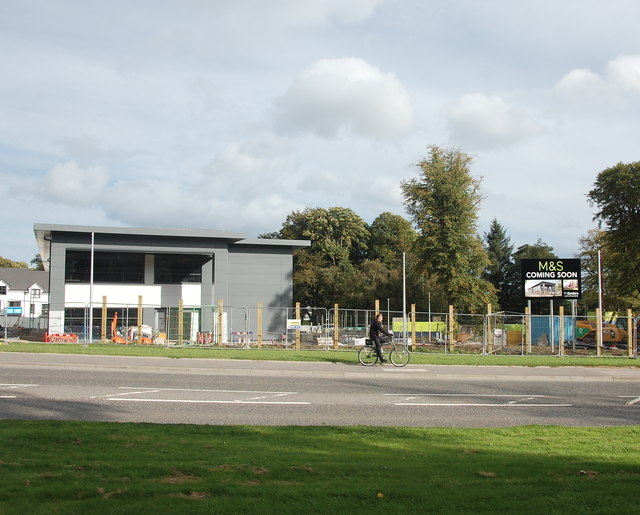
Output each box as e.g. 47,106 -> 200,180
575,320 -> 628,349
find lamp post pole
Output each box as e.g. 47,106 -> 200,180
89,232 -> 95,344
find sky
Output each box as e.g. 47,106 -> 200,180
2,0 -> 640,264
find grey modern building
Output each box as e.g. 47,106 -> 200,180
33,223 -> 309,341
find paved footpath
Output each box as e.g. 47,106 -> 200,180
2,351 -> 640,381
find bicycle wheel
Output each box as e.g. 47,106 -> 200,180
358,345 -> 378,366
390,346 -> 410,367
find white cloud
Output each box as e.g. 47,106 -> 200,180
445,94 -> 544,150
555,69 -> 605,95
211,136 -> 297,174
5,1 -> 640,264
300,170 -> 343,192
606,54 -> 640,94
46,161 -> 108,206
102,177 -> 301,235
556,54 -> 640,104
274,58 -> 413,140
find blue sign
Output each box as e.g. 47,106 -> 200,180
7,307 -> 22,315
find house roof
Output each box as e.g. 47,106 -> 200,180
0,268 -> 49,291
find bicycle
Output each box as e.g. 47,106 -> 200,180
358,333 -> 410,367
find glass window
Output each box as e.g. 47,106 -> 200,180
154,254 -> 211,284
0,286 -> 6,295
65,251 -> 145,283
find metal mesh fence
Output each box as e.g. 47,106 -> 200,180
3,301 -> 638,359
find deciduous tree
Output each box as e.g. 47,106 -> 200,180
587,161 -> 640,307
401,145 -> 496,313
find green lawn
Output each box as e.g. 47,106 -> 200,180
1,343 -> 639,512
1,341 -> 639,367
0,422 -> 638,514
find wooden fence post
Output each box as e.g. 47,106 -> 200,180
333,304 -> 339,350
411,303 -> 416,352
178,298 -> 184,346
101,296 -> 107,343
295,302 -> 301,350
137,296 -> 143,345
257,301 -> 262,348
559,306 -> 565,356
448,305 -> 454,353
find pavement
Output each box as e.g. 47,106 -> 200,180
2,351 -> 640,382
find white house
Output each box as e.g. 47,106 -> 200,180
0,268 -> 49,329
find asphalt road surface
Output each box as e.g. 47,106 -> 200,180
2,352 -> 640,427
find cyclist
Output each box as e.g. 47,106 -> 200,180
369,312 -> 391,363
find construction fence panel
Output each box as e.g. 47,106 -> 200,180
12,299 -> 640,361
403,311 -> 448,352
328,308 -> 376,348
485,313 -> 526,355
389,311 -> 484,355
565,314 -> 633,357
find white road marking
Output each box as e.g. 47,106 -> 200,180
117,387 -> 296,394
619,396 -> 640,406
384,393 -> 570,407
0,384 -> 38,398
90,390 -> 160,399
0,384 -> 38,388
98,386 -> 308,405
383,393 -> 544,399
109,398 -> 310,405
382,368 -> 428,372
395,402 -> 572,407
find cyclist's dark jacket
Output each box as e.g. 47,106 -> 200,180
369,319 -> 390,341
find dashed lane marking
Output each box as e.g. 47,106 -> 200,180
0,384 -> 38,398
384,393 -> 571,407
96,386 -> 310,405
109,398 -> 310,405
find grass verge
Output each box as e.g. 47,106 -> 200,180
0,421 -> 638,514
1,341 -> 639,367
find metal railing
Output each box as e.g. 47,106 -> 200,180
5,300 -> 638,359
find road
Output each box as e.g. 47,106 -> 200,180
1,352 -> 640,427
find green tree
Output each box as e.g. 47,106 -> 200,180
512,239 -> 558,314
401,145 -> 496,313
512,239 -> 557,261
367,212 -> 416,266
276,207 -> 369,268
362,212 -> 419,310
0,257 -> 28,268
587,161 -> 640,306
577,229 -> 606,311
483,219 -> 517,311
30,254 -> 44,271
264,207 -> 370,307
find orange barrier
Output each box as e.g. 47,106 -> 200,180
44,333 -> 79,343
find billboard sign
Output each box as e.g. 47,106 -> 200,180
521,258 -> 581,299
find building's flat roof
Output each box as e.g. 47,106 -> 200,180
33,223 -> 310,271
33,223 -> 247,240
